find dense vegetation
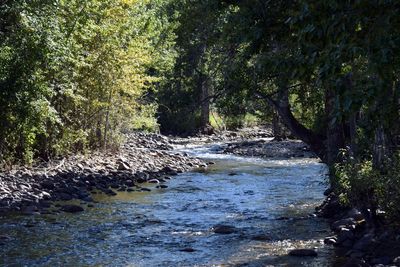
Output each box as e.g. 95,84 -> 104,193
0,0 -> 173,163
1,1 -> 400,221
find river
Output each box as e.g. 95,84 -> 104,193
0,143 -> 336,266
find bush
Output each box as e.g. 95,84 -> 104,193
333,150 -> 400,221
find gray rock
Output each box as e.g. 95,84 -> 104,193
347,208 -> 364,221
162,166 -> 178,175
324,237 -> 337,245
353,233 -> 375,251
337,228 -> 355,244
212,225 -> 237,234
393,256 -> 400,265
140,188 -> 151,192
125,180 -> 135,187
117,161 -> 130,171
251,234 -> 271,241
288,249 -> 318,257
180,247 -> 195,252
41,181 -> 55,190
371,256 -> 392,265
332,218 -> 356,232
60,205 -> 84,213
58,192 -> 73,201
342,258 -> 370,267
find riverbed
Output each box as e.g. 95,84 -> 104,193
0,143 -> 335,266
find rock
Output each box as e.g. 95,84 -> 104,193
336,228 -> 355,245
371,256 -> 392,265
346,249 -> 365,259
212,225 -> 237,234
24,223 -> 36,228
60,205 -> 84,213
148,179 -> 160,184
332,218 -> 356,232
57,192 -> 73,201
22,205 -> 40,215
117,161 -> 131,171
251,234 -> 271,241
162,166 -> 178,175
288,249 -> 318,257
347,208 -> 364,221
393,256 -> 400,266
125,180 -> 135,187
41,181 -> 55,190
140,188 -> 151,192
324,237 -> 337,245
0,235 -> 11,242
323,187 -> 333,196
342,258 -> 370,267
353,233 -> 375,251
136,172 -> 149,182
156,185 -> 168,189
180,247 -> 195,252
317,195 -> 343,218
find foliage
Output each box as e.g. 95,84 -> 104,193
0,0 -> 175,164
334,151 -> 400,221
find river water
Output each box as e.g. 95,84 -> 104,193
1,144 -> 335,266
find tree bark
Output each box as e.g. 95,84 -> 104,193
325,87 -> 345,165
272,111 -> 283,141
258,88 -> 326,161
200,74 -> 211,131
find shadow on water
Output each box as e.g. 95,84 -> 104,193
0,144 -> 339,266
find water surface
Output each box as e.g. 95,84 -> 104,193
0,144 -> 334,266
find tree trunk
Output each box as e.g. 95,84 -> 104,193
200,74 -> 211,131
103,87 -> 113,149
272,111 -> 283,141
325,87 -> 345,165
373,124 -> 387,170
260,86 -> 326,161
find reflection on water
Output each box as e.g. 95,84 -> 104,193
0,145 -> 335,266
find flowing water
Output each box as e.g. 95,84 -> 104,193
0,144 -> 336,266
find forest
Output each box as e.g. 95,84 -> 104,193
1,0 -> 400,264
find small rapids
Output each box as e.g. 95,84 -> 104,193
0,143 -> 336,266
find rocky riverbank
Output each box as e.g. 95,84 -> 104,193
222,139 -> 316,159
317,193 -> 400,266
0,132 -> 206,215
171,126 -> 315,159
